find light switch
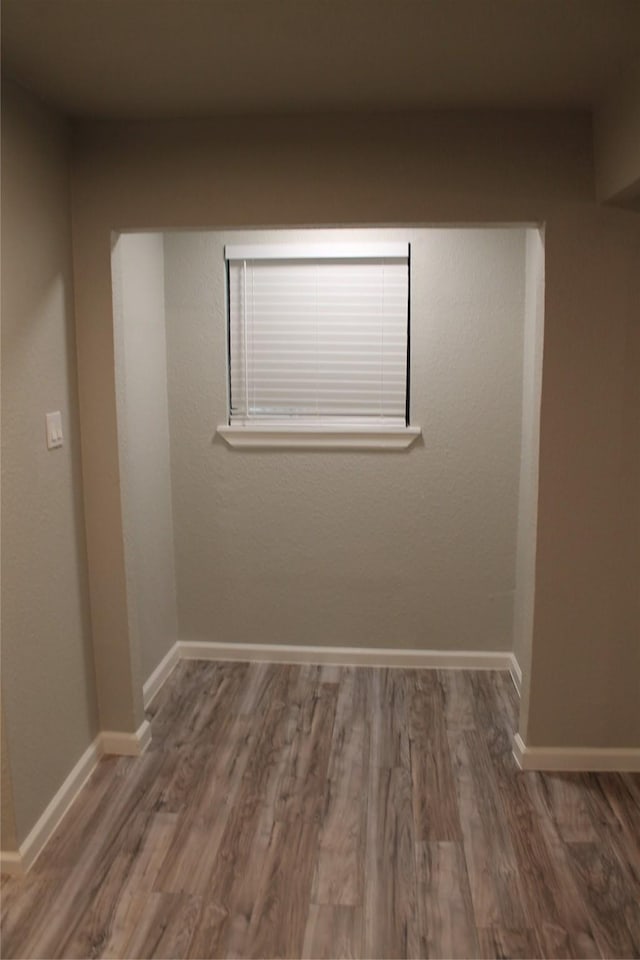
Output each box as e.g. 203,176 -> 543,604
46,411 -> 63,449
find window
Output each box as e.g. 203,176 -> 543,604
218,242 -> 420,449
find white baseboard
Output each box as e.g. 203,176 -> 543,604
0,850 -> 23,876
1,719 -> 153,876
0,737 -> 101,876
178,640 -> 514,671
143,645 -> 180,709
100,719 -> 151,757
513,733 -> 640,772
509,654 -> 522,696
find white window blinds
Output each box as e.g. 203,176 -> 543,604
226,243 -> 410,426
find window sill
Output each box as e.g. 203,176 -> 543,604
217,424 -> 422,450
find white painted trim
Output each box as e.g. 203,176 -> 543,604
0,850 -> 24,876
1,717 -> 155,876
0,718 -> 155,876
513,734 -> 640,772
225,242 -> 409,261
509,654 -> 522,696
217,424 -> 421,450
99,719 -> 152,757
143,644 -> 180,709
0,737 -> 102,875
178,640 -> 513,671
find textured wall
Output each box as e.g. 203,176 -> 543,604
594,55 -> 640,205
513,229 -> 545,685
70,111 -> 592,735
1,81 -> 98,844
1,705 -> 17,852
112,233 -> 178,683
69,108 -> 638,752
524,207 -> 640,748
164,227 -> 526,651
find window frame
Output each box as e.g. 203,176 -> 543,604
218,242 -> 421,450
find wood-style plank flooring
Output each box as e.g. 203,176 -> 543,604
1,662 -> 639,959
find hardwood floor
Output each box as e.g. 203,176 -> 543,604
1,662 -> 639,959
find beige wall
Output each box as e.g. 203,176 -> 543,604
513,229 -> 545,689
1,82 -> 99,845
72,111 -> 594,225
69,109 -> 639,752
1,92 -> 636,853
595,56 -> 640,207
1,705 -> 18,852
523,207 -> 640,748
112,233 -> 178,682
164,227 -> 526,651
70,110 -> 592,734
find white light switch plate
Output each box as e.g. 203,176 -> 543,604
46,411 -> 63,449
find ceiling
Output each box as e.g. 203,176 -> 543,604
2,0 -> 640,118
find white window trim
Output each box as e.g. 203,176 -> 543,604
224,242 -> 409,261
222,241 -> 420,448
217,423 -> 421,450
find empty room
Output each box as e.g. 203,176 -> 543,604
1,2 -> 639,959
